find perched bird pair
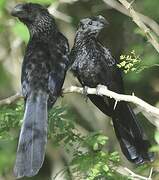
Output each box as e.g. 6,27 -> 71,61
11,3 -> 154,178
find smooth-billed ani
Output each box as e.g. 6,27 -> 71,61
70,15 -> 154,164
11,3 -> 69,178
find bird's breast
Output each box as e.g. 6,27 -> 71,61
77,55 -> 102,87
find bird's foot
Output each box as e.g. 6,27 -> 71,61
82,86 -> 89,102
60,89 -> 64,97
96,84 -> 106,96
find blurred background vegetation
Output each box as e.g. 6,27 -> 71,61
0,0 -> 159,179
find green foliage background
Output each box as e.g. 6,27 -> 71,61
0,0 -> 159,179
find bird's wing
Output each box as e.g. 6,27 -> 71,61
99,47 -> 125,93
47,33 -> 69,107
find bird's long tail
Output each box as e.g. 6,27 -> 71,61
112,101 -> 154,164
14,91 -> 48,178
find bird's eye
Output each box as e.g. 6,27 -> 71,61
88,21 -> 92,25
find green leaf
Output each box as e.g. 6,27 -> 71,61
93,143 -> 99,151
103,165 -> 109,172
120,61 -> 126,67
97,135 -> 108,145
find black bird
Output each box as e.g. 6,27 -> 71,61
11,3 -> 69,178
70,15 -> 154,164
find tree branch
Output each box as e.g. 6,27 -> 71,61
1,85 -> 159,128
116,0 -> 159,53
102,0 -> 159,37
0,93 -> 22,106
63,85 -> 159,121
113,166 -> 153,180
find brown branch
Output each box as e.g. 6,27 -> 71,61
117,0 -> 159,53
63,85 -> 159,116
113,166 -> 153,180
63,85 -> 159,128
0,93 -> 22,106
1,85 -> 159,128
102,0 -> 159,37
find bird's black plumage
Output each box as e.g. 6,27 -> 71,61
70,15 -> 154,164
11,3 -> 69,178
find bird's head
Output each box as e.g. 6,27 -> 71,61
11,3 -> 56,37
11,3 -> 50,25
77,15 -> 108,37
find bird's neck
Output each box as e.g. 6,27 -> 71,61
29,15 -> 58,41
75,32 -> 97,48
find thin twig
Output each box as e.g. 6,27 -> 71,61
124,167 -> 153,180
148,168 -> 153,179
59,0 -> 78,3
112,165 -> 153,180
0,93 -> 22,106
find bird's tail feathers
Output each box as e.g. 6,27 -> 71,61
112,102 -> 154,164
14,91 -> 48,178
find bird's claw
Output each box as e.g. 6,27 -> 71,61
82,86 -> 89,102
60,89 -> 64,97
96,84 -> 105,96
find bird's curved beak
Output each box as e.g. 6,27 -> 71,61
97,15 -> 109,26
11,4 -> 24,17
